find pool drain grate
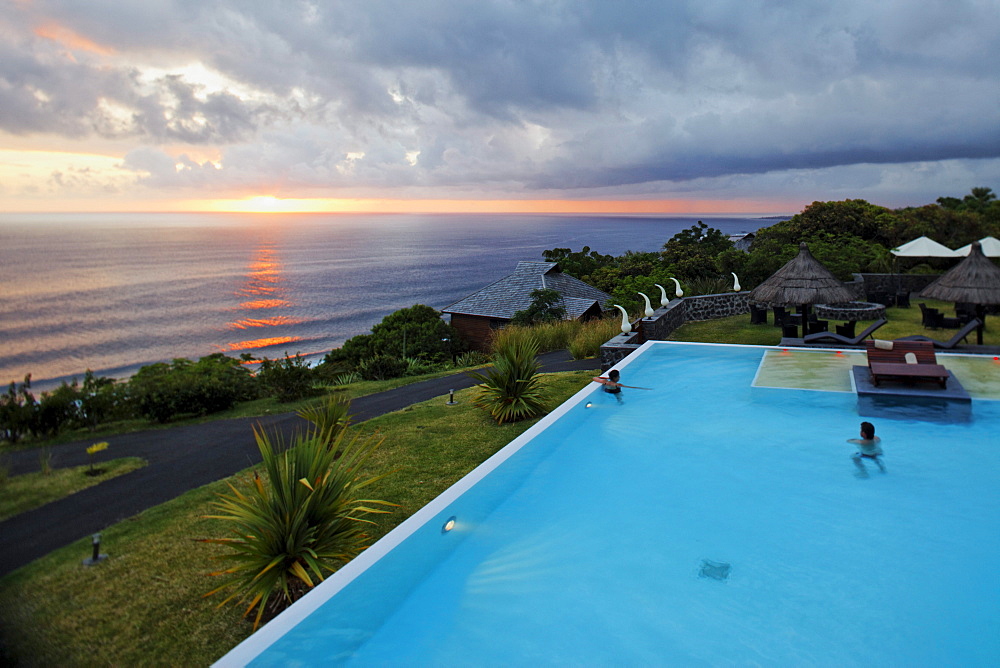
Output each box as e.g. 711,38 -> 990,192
699,559 -> 731,581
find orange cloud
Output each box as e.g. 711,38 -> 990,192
35,23 -> 115,56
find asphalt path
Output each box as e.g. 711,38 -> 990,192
0,352 -> 597,576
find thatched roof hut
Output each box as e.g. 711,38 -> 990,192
921,241 -> 1000,305
749,243 -> 855,338
749,242 -> 854,306
920,241 -> 1000,344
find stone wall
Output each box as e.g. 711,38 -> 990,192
683,291 -> 751,321
598,331 -> 644,368
599,292 -> 751,369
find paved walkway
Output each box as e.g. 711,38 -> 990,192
0,352 -> 597,576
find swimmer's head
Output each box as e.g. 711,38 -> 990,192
608,369 -> 620,382
860,421 -> 875,439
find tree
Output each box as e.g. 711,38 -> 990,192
0,376 -> 36,444
661,221 -> 734,280
336,304 -> 465,366
541,246 -> 615,280
511,288 -> 566,326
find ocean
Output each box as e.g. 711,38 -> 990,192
0,212 -> 771,392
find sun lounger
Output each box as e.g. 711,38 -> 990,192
896,319 -> 982,350
865,339 -> 949,388
802,318 -> 887,345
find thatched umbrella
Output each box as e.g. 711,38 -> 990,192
920,241 -> 1000,344
749,242 -> 855,337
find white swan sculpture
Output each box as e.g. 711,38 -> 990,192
614,304 -> 632,334
732,272 -> 741,292
638,292 -> 654,317
655,283 -> 670,307
670,277 -> 684,298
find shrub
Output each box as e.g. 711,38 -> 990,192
684,276 -> 735,297
532,319 -> 583,352
256,353 -> 316,403
488,325 -> 541,356
469,338 -> 548,424
453,350 -> 492,368
330,371 -> 362,386
33,382 -> 83,437
402,356 -> 443,377
129,354 -> 257,423
568,317 -> 620,359
357,354 -> 408,381
201,417 -> 395,629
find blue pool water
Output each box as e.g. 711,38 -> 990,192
220,343 -> 1000,666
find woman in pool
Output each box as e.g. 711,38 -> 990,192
591,370 -> 650,394
848,421 -> 886,476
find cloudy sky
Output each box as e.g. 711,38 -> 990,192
2,0 -> 999,213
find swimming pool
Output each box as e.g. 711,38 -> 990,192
218,342 -> 1000,666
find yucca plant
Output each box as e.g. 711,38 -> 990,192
201,421 -> 395,629
468,338 -> 548,424
296,395 -> 352,450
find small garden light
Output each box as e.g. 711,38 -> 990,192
83,533 -> 107,566
446,389 -> 457,405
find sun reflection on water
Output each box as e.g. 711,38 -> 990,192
225,243 -> 303,356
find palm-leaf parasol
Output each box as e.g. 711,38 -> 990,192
920,241 -> 1000,344
749,242 -> 855,338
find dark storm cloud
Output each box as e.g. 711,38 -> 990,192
4,0 -> 999,200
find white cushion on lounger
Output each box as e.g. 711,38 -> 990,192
874,339 -> 893,350
904,352 -> 918,364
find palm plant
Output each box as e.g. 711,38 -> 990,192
468,338 -> 548,424
201,418 -> 395,629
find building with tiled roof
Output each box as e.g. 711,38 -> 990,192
442,261 -> 613,349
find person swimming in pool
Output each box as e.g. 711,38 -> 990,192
848,421 -> 886,476
592,369 -> 625,393
591,370 -> 650,403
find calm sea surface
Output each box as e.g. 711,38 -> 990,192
0,213 -> 770,391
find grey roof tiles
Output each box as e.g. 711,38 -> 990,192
442,261 -> 612,319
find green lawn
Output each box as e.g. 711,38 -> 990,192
0,457 -> 147,522
0,369 -> 597,666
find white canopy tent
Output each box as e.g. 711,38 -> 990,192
890,236 -> 959,257
954,236 -> 1000,258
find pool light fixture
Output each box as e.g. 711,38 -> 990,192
585,402 -> 593,408
442,516 -> 457,533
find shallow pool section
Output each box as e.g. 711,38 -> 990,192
220,342 -> 1000,666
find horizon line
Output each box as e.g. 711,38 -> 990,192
2,196 -> 799,217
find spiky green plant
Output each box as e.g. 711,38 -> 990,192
468,338 -> 548,424
201,421 -> 395,629
296,395 -> 352,450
